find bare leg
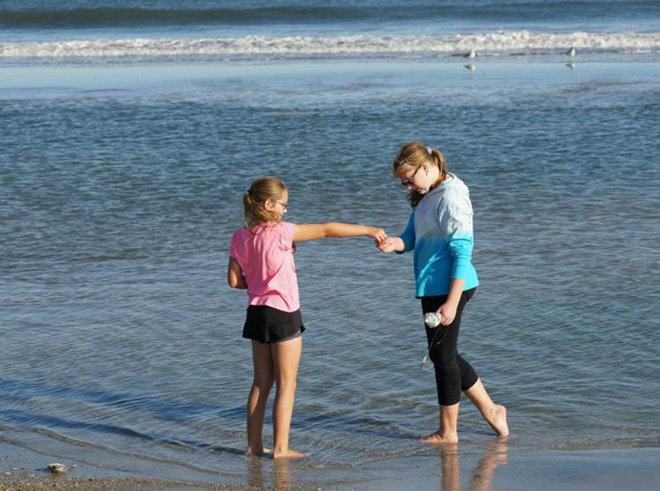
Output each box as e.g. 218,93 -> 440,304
421,403 -> 460,444
464,378 -> 509,437
271,337 -> 306,459
246,340 -> 274,455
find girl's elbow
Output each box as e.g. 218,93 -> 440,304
230,276 -> 248,289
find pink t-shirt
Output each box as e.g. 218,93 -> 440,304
229,221 -> 300,313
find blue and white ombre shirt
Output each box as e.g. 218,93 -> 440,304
398,174 -> 479,297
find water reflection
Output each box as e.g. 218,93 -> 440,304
246,456 -> 293,490
437,439 -> 508,491
438,444 -> 460,491
273,459 -> 293,491
247,456 -> 265,489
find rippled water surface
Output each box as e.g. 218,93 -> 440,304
1,59 -> 660,479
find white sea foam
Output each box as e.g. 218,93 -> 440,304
1,31 -> 659,59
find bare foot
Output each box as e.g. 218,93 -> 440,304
419,431 -> 459,444
246,446 -> 272,456
273,449 -> 307,459
489,405 -> 509,437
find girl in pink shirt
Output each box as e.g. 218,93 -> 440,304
228,176 -> 386,459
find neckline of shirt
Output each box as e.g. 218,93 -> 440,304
428,172 -> 456,195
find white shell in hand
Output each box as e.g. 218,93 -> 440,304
424,312 -> 442,328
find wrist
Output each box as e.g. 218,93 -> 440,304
445,294 -> 461,307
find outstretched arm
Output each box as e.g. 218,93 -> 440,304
227,257 -> 247,289
293,223 -> 387,242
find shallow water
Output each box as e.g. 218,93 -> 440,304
2,58 -> 659,477
1,2 -> 660,484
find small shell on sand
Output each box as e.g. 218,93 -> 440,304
47,463 -> 67,474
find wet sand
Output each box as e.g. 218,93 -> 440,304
3,437 -> 660,490
348,445 -> 660,491
2,60 -> 659,101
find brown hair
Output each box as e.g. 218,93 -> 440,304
392,141 -> 448,207
242,176 -> 287,229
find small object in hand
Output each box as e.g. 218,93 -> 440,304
424,312 -> 442,328
47,463 -> 67,474
420,353 -> 430,368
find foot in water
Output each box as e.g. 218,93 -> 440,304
489,405 -> 509,437
273,449 -> 308,459
246,447 -> 272,456
419,432 -> 459,445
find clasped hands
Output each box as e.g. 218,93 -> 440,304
370,229 -> 404,254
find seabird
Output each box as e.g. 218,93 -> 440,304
464,49 -> 477,59
566,47 -> 576,57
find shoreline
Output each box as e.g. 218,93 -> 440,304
1,60 -> 659,101
3,437 -> 660,490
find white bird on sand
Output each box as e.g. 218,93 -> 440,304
464,49 -> 477,59
566,47 -> 576,57
464,64 -> 476,71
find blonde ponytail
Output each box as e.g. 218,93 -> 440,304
243,176 -> 287,228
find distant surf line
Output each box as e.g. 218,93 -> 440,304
1,31 -> 659,61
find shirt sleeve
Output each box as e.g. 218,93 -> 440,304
442,189 -> 475,280
397,210 -> 416,254
229,230 -> 240,261
278,221 -> 295,250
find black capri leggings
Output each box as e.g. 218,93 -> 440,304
421,288 -> 478,406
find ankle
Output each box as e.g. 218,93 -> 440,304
440,430 -> 458,439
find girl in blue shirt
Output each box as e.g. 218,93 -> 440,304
379,141 -> 509,444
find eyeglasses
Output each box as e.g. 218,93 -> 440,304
400,166 -> 421,187
276,200 -> 288,211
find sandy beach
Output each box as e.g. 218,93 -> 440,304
2,59 -> 660,99
3,438 -> 660,490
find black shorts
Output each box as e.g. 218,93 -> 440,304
243,305 -> 305,344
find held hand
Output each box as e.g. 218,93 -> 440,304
438,302 -> 458,326
378,237 -> 399,253
368,227 -> 388,243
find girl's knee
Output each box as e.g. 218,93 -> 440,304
253,376 -> 274,391
275,378 -> 297,392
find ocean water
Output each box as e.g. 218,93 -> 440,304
1,0 -> 660,62
1,0 -> 660,486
